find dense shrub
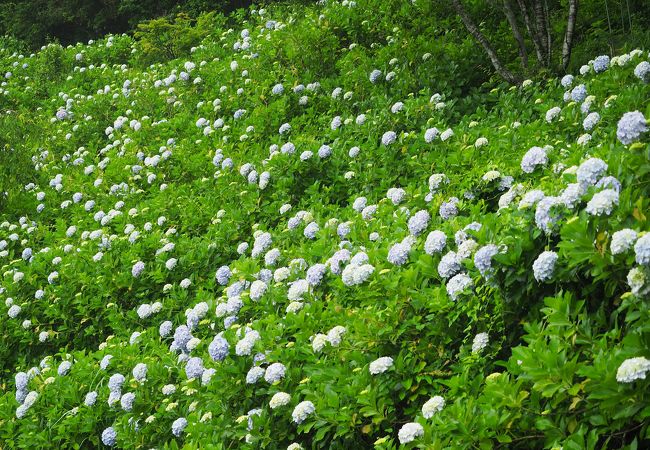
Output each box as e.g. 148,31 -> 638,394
0,1 -> 649,449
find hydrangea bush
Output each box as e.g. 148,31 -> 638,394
0,1 -> 649,449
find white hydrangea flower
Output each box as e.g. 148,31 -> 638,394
616,357 -> 650,383
471,332 -> 489,354
422,395 -> 445,419
369,356 -> 393,375
398,422 -> 424,444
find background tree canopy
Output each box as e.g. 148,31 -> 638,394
0,0 -> 251,49
0,0 -> 649,88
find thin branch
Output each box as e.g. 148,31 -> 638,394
503,0 -> 528,69
451,0 -> 521,85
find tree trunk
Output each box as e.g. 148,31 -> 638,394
562,0 -> 578,70
543,0 -> 552,66
503,0 -> 528,69
451,0 -> 520,84
532,0 -> 548,59
516,0 -> 546,65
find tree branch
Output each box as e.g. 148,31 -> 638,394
451,0 -> 520,84
503,0 -> 528,69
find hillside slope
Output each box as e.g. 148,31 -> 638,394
1,1 -> 650,449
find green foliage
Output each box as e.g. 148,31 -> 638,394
0,0 -> 649,449
134,12 -> 224,65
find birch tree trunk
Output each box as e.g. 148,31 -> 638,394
562,0 -> 578,70
516,0 -> 546,65
503,0 -> 529,69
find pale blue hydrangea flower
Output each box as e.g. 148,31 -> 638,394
595,176 -> 621,193
271,83 -> 284,95
341,263 -> 375,286
161,384 -> 176,396
583,112 -> 600,131
337,222 -> 350,239
328,249 -> 351,274
381,131 -> 397,145
352,197 -> 367,212
7,304 -> 21,318
424,127 -> 439,143
101,427 -> 117,446
546,106 -> 561,123
100,355 -> 113,370
408,210 -> 430,236
391,101 -> 404,113
172,417 -> 188,437
577,158 -> 607,186
318,144 -> 332,158
560,74 -> 574,88
265,249 -> 281,266
292,401 -> 315,424
132,363 -> 147,382
593,55 -> 610,73
634,233 -> 650,265
634,61 -> 650,82
611,229 -> 637,255
521,146 -> 548,173
570,84 -> 587,103
208,335 -> 229,361
249,280 -> 267,301
425,230 -> 447,255
159,321 -> 173,337
84,391 -> 98,406
387,240 -> 412,266
474,245 -> 499,277
616,357 -> 650,383
215,266 -> 232,286
535,196 -> 561,234
131,261 -> 145,277
264,363 -> 286,383
300,150 -> 313,161
559,183 -> 585,209
387,187 -> 406,205
304,222 -> 319,239
533,251 -> 558,281
439,197 -> 459,220
108,373 -> 125,392
438,251 -> 461,279
58,361 -> 72,376
306,264 -> 327,286
15,372 -> 29,391
369,69 -> 382,83
120,392 -> 135,411
185,357 -> 204,379
617,111 -> 647,144
173,325 -> 193,352
281,142 -> 296,154
246,366 -> 265,384
585,189 -> 619,216
446,273 -> 473,300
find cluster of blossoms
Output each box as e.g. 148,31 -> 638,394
0,9 -> 648,448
